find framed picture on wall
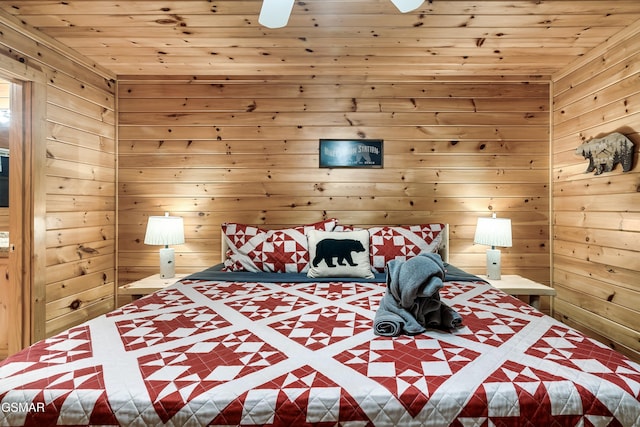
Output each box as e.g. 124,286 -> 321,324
319,139 -> 384,168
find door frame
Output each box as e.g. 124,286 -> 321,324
7,79 -> 26,355
1,55 -> 47,354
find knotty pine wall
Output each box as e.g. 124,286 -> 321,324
118,76 -> 551,305
552,21 -> 640,361
0,16 -> 117,344
44,72 -> 116,338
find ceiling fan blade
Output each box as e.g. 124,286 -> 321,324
259,0 -> 295,29
389,0 -> 425,13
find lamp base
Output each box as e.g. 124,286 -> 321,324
486,248 -> 502,280
159,247 -> 176,279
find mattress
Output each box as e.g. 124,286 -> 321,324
1,269 -> 639,426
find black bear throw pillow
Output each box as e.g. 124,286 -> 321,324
306,230 -> 374,279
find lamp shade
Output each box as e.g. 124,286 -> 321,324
474,215 -> 512,248
144,214 -> 185,246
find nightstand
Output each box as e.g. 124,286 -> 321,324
478,274 -> 556,310
119,273 -> 190,299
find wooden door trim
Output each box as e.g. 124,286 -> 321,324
28,79 -> 47,344
7,81 -> 25,355
1,55 -> 47,354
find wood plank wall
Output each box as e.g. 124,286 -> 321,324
118,76 -> 551,306
44,70 -> 116,337
0,16 -> 117,342
552,21 -> 640,361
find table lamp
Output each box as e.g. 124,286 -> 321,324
144,212 -> 185,278
474,213 -> 512,280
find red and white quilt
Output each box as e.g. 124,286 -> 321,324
1,277 -> 639,426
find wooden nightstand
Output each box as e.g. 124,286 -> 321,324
478,274 -> 556,310
119,273 -> 190,299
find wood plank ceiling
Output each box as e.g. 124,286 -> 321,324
1,0 -> 640,77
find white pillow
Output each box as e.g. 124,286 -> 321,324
306,230 -> 374,279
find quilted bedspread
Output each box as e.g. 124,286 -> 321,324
1,276 -> 639,426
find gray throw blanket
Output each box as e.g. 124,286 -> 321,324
373,253 -> 463,337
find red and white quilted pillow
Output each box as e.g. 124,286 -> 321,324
222,219 -> 338,273
368,223 -> 445,272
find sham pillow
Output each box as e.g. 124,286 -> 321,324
368,223 -> 444,272
222,219 -> 337,273
306,230 -> 375,279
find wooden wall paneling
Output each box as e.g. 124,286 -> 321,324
118,76 -> 550,294
44,78 -> 116,337
552,21 -> 640,361
0,14 -> 117,345
0,210 -> 7,230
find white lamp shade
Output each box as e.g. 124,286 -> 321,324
259,0 -> 295,28
474,216 -> 512,248
144,215 -> 185,246
390,0 -> 425,13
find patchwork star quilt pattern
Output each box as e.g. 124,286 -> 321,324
221,220 -> 337,273
1,275 -> 639,426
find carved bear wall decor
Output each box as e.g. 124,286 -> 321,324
575,132 -> 635,175
312,239 -> 366,268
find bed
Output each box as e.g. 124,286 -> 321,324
1,221 -> 639,426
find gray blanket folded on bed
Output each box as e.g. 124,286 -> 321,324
373,253 -> 463,337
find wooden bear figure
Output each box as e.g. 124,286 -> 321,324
575,132 -> 635,175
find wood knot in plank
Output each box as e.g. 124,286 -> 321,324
78,245 -> 99,255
